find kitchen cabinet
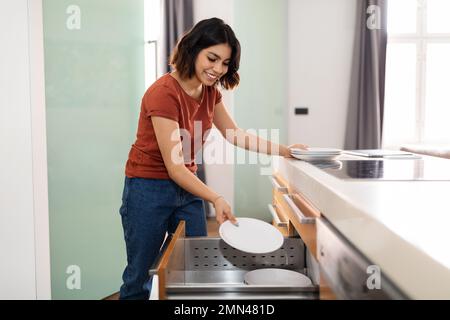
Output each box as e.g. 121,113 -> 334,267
273,156 -> 450,299
270,173 -> 321,258
269,173 -> 335,299
268,175 -> 294,237
270,164 -> 405,299
317,218 -> 405,299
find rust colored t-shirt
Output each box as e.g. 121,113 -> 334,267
125,73 -> 222,179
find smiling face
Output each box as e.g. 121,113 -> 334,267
194,43 -> 232,86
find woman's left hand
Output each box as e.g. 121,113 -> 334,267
283,143 -> 309,158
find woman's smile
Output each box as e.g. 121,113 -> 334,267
204,71 -> 219,81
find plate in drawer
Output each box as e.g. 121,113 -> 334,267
219,218 -> 284,254
244,268 -> 312,286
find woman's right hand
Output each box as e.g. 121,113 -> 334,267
213,197 -> 238,226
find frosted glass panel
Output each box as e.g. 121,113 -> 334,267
387,0 -> 417,34
427,0 -> 450,33
424,44 -> 450,142
43,0 -> 144,299
234,0 -> 286,221
383,43 -> 417,146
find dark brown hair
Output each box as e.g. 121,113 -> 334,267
170,17 -> 241,90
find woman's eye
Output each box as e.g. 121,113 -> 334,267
208,57 -> 216,62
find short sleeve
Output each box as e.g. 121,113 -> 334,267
143,85 -> 180,122
214,87 -> 223,105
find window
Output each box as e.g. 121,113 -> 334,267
383,0 -> 450,147
144,0 -> 161,88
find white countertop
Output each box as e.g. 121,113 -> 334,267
275,155 -> 450,299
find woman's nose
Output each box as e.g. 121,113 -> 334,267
213,63 -> 223,75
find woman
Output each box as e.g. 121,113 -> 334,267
119,17 -> 307,300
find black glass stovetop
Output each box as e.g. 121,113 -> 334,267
307,158 -> 450,181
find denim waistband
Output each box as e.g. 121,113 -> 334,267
124,176 -> 197,208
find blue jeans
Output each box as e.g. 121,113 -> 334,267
118,177 -> 207,300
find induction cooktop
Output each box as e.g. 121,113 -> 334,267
308,158 -> 450,181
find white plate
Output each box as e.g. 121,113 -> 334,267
308,160 -> 343,170
291,153 -> 340,161
291,151 -> 341,155
291,153 -> 341,157
244,268 -> 313,286
290,147 -> 342,155
219,218 -> 284,254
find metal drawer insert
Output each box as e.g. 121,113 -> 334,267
149,222 -> 319,300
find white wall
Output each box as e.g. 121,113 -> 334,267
193,0 -> 235,214
0,0 -> 51,299
287,0 -> 358,148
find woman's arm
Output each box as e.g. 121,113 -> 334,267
213,101 -> 307,156
151,116 -> 237,224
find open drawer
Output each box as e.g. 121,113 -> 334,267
149,221 -> 319,300
269,174 -> 295,237
279,192 -> 321,259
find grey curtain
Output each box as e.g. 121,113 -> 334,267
345,0 -> 388,150
161,0 -> 194,72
